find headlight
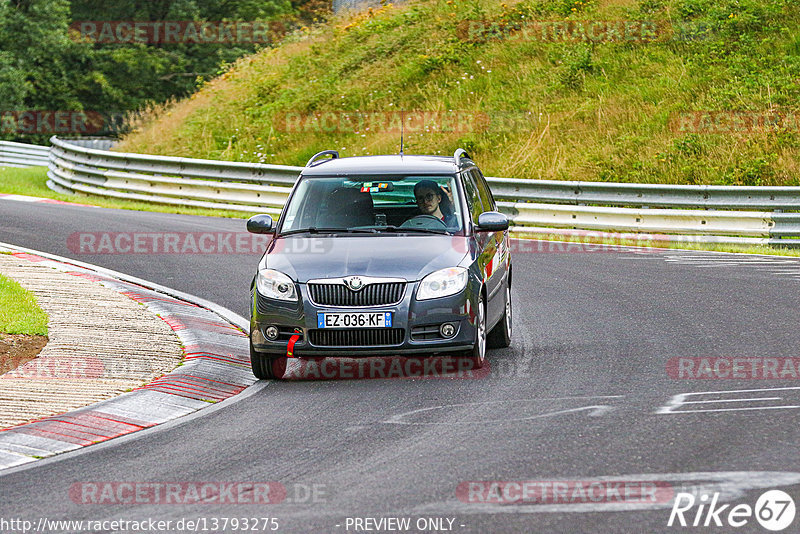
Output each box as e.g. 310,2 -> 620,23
416,267 -> 468,300
256,269 -> 298,301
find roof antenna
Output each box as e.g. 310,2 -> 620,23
399,110 -> 404,156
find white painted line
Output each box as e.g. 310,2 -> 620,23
674,386 -> 800,395
665,406 -> 800,414
681,397 -> 783,404
383,396 -> 623,425
656,387 -> 800,414
0,193 -> 98,207
0,194 -> 39,202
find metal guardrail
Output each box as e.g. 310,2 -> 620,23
486,177 -> 800,211
0,141 -> 49,168
38,136 -> 800,247
59,138 -> 117,151
47,136 -> 301,215
499,202 -> 775,237
492,181 -> 800,244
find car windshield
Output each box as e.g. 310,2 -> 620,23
279,175 -> 464,235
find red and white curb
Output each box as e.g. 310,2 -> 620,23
0,193 -> 98,208
0,243 -> 256,470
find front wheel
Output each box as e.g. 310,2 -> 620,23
462,294 -> 486,369
250,342 -> 287,380
488,284 -> 512,348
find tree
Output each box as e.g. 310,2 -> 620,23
0,0 -> 302,142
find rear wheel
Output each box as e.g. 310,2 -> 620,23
488,284 -> 512,348
463,294 -> 486,370
250,342 -> 287,380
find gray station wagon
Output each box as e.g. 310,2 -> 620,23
247,148 -> 512,379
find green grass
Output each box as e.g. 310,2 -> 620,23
0,273 -> 48,335
0,166 -> 257,219
116,0 -> 800,186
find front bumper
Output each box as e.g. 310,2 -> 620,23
250,281 -> 478,357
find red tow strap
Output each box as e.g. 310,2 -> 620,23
287,330 -> 301,358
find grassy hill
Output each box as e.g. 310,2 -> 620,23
117,0 -> 800,186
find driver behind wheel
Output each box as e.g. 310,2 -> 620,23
413,179 -> 458,227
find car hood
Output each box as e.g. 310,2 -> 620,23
265,235 -> 470,283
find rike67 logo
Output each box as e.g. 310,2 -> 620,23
668,490 -> 796,531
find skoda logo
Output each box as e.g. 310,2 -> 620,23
345,276 -> 364,291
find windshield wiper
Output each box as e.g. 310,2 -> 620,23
279,227 -> 324,236
279,227 -> 378,236
280,226 -> 451,236
374,225 -> 451,235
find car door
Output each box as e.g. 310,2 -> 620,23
461,169 -> 497,323
472,168 -> 509,327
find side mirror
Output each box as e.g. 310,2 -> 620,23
247,214 -> 274,234
476,211 -> 509,232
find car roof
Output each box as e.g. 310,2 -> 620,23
300,154 -> 475,177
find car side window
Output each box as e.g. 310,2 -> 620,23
472,169 -> 496,211
461,170 -> 484,224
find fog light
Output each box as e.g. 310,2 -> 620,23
440,323 -> 456,338
265,325 -> 279,341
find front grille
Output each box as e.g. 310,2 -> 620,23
308,282 -> 405,307
309,328 -> 404,347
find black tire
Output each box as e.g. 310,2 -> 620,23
462,294 -> 487,370
250,342 -> 287,380
488,284 -> 512,349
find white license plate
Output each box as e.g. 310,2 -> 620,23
317,312 -> 393,329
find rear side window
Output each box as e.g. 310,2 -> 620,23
461,170 -> 484,224
472,169 -> 496,211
